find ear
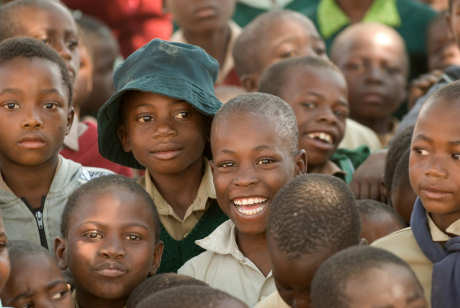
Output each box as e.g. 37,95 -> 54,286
294,149 -> 307,175
65,107 -> 75,136
240,73 -> 259,92
54,237 -> 69,270
150,241 -> 164,275
117,125 -> 131,152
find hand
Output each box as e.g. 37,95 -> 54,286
350,149 -> 388,202
408,70 -> 443,109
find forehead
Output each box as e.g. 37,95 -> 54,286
11,253 -> 60,281
13,4 -> 77,34
415,98 -> 460,135
341,30 -> 405,60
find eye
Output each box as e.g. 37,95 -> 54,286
280,50 -> 295,58
387,66 -> 402,75
345,62 -> 363,72
20,303 -> 33,308
175,111 -> 189,120
452,153 -> 460,160
43,102 -> 58,110
136,114 -> 153,123
413,147 -> 429,156
83,230 -> 103,240
2,101 -> 19,110
314,46 -> 326,56
50,285 -> 71,301
334,109 -> 349,119
256,158 -> 275,165
126,233 -> 142,241
67,39 -> 79,50
302,102 -> 317,109
217,161 -> 235,168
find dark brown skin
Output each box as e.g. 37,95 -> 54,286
336,0 -> 374,23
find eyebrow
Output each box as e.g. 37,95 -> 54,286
412,134 -> 432,143
301,91 -> 348,107
10,280 -> 67,303
0,88 -> 21,95
46,279 -> 68,290
79,221 -> 150,230
40,89 -> 64,96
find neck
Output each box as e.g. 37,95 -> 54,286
309,162 -> 329,174
0,156 -> 59,209
431,212 -> 460,234
76,291 -> 125,308
236,230 -> 271,276
182,24 -> 231,69
352,114 -> 394,136
149,158 -> 204,219
336,0 -> 374,22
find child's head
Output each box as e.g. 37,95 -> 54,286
427,11 -> 460,71
356,199 -> 406,243
233,10 -> 326,92
0,0 -> 80,84
421,0 -> 448,11
55,175 -> 163,306
211,93 -> 306,236
330,23 -> 408,125
267,174 -> 360,308
409,80 -> 460,227
448,0 -> 460,49
166,0 -> 236,34
310,246 -> 427,308
0,37 -> 73,169
259,56 -> 348,172
2,240 -> 74,308
75,14 -> 120,118
127,273 -> 208,308
97,39 -> 222,171
0,215 -> 10,294
136,285 -> 248,308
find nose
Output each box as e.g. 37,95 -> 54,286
317,106 -> 338,124
424,155 -> 448,179
233,165 -> 259,187
99,234 -> 126,259
365,65 -> 384,84
53,39 -> 73,63
152,117 -> 177,139
22,106 -> 43,128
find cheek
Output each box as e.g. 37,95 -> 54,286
0,252 -> 10,290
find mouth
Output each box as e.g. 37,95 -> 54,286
94,263 -> 128,278
306,132 -> 334,145
419,187 -> 453,200
18,136 -> 46,149
232,197 -> 268,216
362,92 -> 386,105
150,144 -> 183,160
194,5 -> 218,19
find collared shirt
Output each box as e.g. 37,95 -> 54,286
339,118 -> 382,152
63,116 -> 88,152
372,217 -> 460,307
317,0 -> 401,40
254,291 -> 289,308
178,220 -> 275,306
170,21 -> 241,85
139,160 -> 216,241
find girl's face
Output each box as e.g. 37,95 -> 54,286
0,217 -> 10,293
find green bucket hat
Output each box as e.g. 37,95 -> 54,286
97,39 -> 222,169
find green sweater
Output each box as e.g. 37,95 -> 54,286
158,199 -> 228,273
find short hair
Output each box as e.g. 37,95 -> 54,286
311,246 -> 423,308
212,92 -> 299,155
267,174 -> 361,259
61,175 -> 161,242
384,125 -> 414,196
8,240 -> 50,261
391,149 -> 411,196
259,56 -> 343,98
356,199 -> 406,227
136,286 -> 248,308
127,273 -> 208,308
233,10 -> 316,77
422,79 -> 460,112
0,37 -> 73,105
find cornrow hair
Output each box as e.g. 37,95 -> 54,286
267,174 -> 360,259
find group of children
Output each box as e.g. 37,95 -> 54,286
0,0 -> 459,307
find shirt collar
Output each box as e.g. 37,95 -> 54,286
322,160 -> 346,180
317,0 -> 401,39
144,159 -> 216,219
427,214 -> 460,242
63,117 -> 88,151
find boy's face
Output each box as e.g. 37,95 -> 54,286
427,18 -> 460,71
268,237 -> 333,308
279,67 -> 348,169
167,0 -> 236,33
55,188 -> 163,303
359,214 -> 404,243
119,92 -> 208,175
448,0 -> 460,49
2,254 -> 74,308
211,112 -> 305,236
409,99 -> 460,228
334,32 -> 407,123
0,218 -> 10,293
13,4 -> 80,84
0,57 -> 72,168
244,18 -> 327,92
343,264 -> 427,308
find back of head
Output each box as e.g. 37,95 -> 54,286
259,56 -> 343,98
311,246 -> 422,308
127,273 -> 208,308
212,92 -> 299,155
267,174 -> 360,259
8,240 -> 49,262
61,175 -> 161,242
233,10 -> 316,78
136,285 -> 248,308
421,79 -> 460,114
356,199 -> 405,227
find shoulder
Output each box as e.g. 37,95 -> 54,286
255,291 -> 289,308
178,250 -> 218,279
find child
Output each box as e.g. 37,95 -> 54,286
233,9 -> 381,153
255,174 -> 360,308
168,0 -> 241,86
0,37 -> 109,250
259,56 -> 359,183
330,22 -> 409,146
97,39 -> 228,273
373,81 -> 460,307
54,175 -> 164,308
127,273 -> 208,308
179,93 -> 307,306
136,285 -> 248,308
0,215 -> 10,307
1,240 -> 74,308
310,246 -> 427,308
356,199 -> 406,244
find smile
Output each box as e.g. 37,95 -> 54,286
232,197 -> 267,216
307,132 -> 333,145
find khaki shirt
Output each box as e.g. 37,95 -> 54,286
254,291 -> 289,308
139,160 -> 216,241
372,216 -> 460,307
178,220 -> 275,306
171,21 -> 241,84
339,118 -> 382,152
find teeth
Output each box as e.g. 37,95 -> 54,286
307,132 -> 333,144
233,197 -> 267,206
236,204 -> 265,216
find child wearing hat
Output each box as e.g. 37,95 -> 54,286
97,39 -> 228,273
